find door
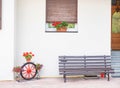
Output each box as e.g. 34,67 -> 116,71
111,5 -> 120,50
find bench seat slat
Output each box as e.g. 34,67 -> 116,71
59,62 -> 111,64
59,65 -> 111,67
59,55 -> 110,58
59,59 -> 111,61
59,68 -> 112,71
60,70 -> 114,75
60,72 -> 102,75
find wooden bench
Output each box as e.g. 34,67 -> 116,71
59,55 -> 114,82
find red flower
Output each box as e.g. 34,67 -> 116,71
52,22 -> 61,27
23,52 -> 25,56
26,52 -> 28,55
23,52 -> 34,60
29,52 -> 32,54
52,22 -> 56,26
13,66 -> 21,73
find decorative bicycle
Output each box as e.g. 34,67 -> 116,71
13,52 -> 43,81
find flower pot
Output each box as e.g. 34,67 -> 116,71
100,72 -> 105,78
26,58 -> 31,62
57,27 -> 67,32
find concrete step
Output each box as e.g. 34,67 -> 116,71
111,51 -> 120,77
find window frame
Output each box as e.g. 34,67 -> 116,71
46,0 -> 78,32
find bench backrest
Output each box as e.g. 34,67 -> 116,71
59,55 -> 112,70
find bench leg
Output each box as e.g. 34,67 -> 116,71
63,74 -> 66,83
107,73 -> 110,81
104,73 -> 106,78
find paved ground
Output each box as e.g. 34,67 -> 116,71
0,77 -> 120,88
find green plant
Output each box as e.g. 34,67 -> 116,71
52,21 -> 68,29
36,63 -> 43,70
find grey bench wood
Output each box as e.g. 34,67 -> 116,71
59,55 -> 114,82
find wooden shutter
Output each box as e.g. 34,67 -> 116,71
0,0 -> 1,29
46,0 -> 77,23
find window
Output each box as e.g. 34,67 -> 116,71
46,0 -> 78,32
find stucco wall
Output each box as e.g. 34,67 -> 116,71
0,0 -> 14,80
15,0 -> 111,77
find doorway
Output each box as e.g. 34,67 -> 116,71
111,0 -> 120,77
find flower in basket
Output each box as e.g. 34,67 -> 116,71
13,66 -> 21,73
36,63 -> 43,70
23,52 -> 34,61
52,21 -> 68,31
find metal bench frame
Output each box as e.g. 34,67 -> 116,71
59,55 -> 114,82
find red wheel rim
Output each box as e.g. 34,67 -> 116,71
21,64 -> 36,79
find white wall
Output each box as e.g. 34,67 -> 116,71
15,0 -> 111,77
0,0 -> 14,80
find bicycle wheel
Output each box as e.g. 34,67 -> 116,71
20,62 -> 37,80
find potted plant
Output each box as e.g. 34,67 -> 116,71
13,66 -> 21,73
35,63 -> 43,79
52,21 -> 68,32
13,66 -> 21,82
23,52 -> 34,62
36,63 -> 43,70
